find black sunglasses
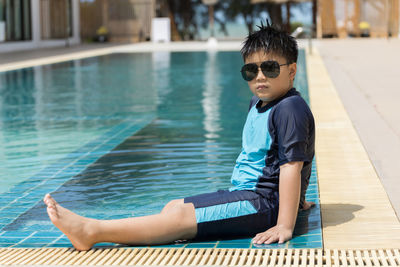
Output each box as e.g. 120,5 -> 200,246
240,61 -> 290,81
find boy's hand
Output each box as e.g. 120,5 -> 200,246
301,200 -> 315,211
252,224 -> 292,244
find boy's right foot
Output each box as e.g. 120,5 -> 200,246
43,194 -> 97,251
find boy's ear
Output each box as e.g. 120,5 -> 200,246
289,63 -> 297,81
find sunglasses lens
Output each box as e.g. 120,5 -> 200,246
241,64 -> 258,81
261,61 -> 280,78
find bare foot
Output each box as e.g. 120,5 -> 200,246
43,194 -> 97,251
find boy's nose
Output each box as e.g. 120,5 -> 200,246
255,67 -> 267,81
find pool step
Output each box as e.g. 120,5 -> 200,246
0,248 -> 399,266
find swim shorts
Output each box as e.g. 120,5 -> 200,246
184,189 -> 279,241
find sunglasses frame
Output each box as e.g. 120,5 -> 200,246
240,60 -> 290,81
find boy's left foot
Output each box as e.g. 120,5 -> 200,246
43,194 -> 97,251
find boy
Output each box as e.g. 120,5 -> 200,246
43,22 -> 315,251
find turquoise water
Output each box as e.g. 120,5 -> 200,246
0,50 -> 321,248
0,54 -> 157,193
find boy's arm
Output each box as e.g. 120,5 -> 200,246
252,161 -> 303,244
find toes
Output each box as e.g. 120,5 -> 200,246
47,205 -> 59,220
44,194 -> 58,207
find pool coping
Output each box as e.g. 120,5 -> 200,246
306,47 -> 400,249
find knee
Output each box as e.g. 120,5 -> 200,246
161,199 -> 184,214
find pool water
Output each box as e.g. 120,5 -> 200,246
0,50 -> 321,248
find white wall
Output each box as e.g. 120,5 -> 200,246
0,0 -> 80,53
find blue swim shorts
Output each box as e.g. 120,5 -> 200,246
184,189 -> 279,241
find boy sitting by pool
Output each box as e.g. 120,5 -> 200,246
44,22 -> 315,251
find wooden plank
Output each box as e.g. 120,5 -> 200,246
198,248 -> 212,266
277,249 -> 285,266
300,249 -> 307,267
85,248 -> 111,265
118,248 -> 139,266
393,249 -> 400,266
182,248 -> 198,266
229,248 -> 241,266
354,250 -> 365,267
1,248 -> 22,265
245,248 -> 255,266
316,249 -> 323,267
386,249 -> 397,267
158,248 -> 175,266
152,248 -> 170,266
126,248 -> 147,266
362,250 -> 373,267
348,250 -> 356,266
168,248 -> 184,266
340,249 -> 348,267
325,249 -> 331,267
174,248 -> 191,266
214,249 -> 227,266
62,250 -> 88,265
237,248 -> 248,266
222,249 -> 234,266
284,249 -> 292,267
253,249 -> 263,266
47,248 -> 75,265
27,248 -> 58,265
190,248 -> 205,266
12,248 -> 41,265
74,249 -> 96,266
36,248 -> 70,265
269,249 -> 278,267
58,249 -> 83,265
370,249 -> 381,266
137,248 -> 158,266
96,248 -> 119,265
206,248 -> 219,266
103,248 -> 127,265
309,249 -> 315,267
378,249 -> 389,266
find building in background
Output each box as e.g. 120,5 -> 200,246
0,0 -> 80,53
318,0 -> 399,38
80,0 -> 155,43
252,0 -> 399,38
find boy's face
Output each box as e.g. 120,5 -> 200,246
244,50 -> 297,107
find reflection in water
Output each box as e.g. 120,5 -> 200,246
0,54 -> 158,193
152,51 -> 171,105
202,50 -> 222,140
202,51 -> 223,175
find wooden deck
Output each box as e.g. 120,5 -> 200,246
0,248 -> 399,266
307,47 -> 400,249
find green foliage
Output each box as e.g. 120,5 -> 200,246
290,21 -> 303,34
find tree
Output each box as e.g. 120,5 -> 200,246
157,0 -> 203,40
223,0 -> 267,33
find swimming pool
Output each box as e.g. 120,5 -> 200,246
0,50 -> 321,248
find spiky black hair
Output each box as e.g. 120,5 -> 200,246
240,20 -> 298,64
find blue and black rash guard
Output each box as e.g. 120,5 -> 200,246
229,88 -> 315,209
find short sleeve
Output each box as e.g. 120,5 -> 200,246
248,96 -> 259,111
272,97 -> 312,165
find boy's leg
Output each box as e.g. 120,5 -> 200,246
43,194 -> 197,251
